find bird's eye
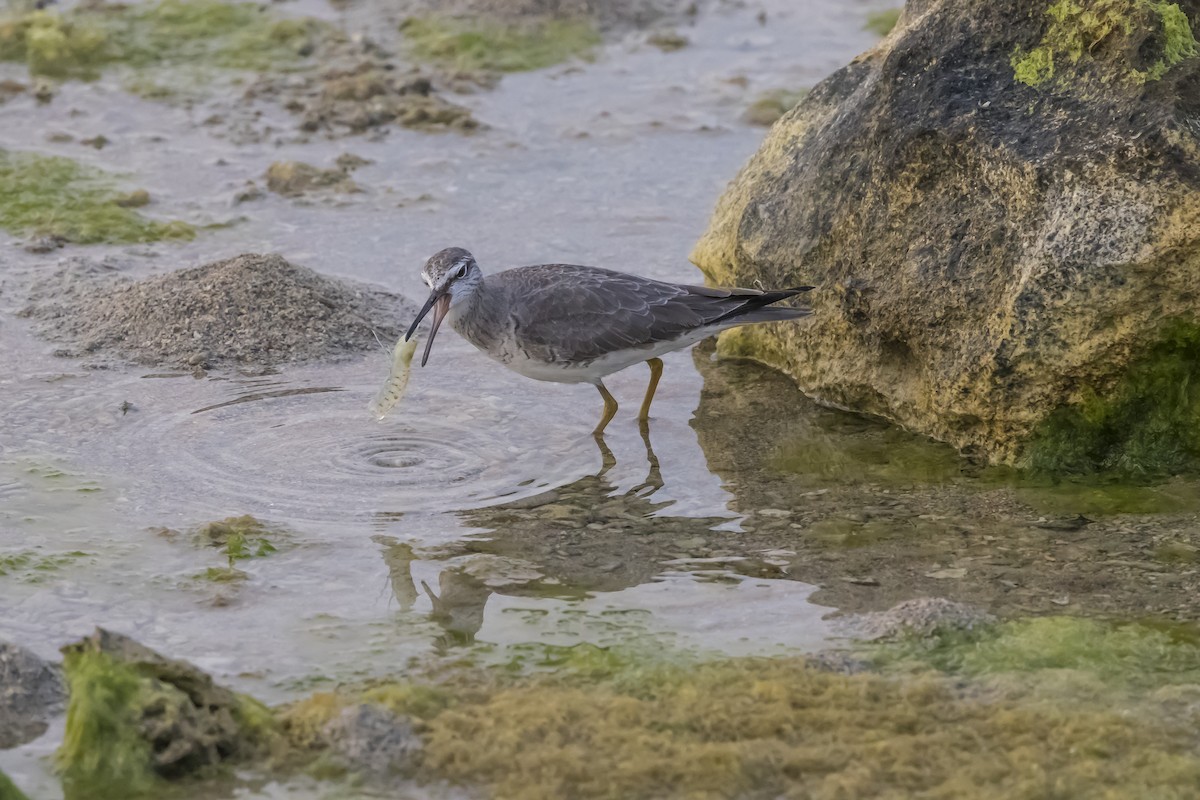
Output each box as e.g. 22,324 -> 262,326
455,264 -> 467,279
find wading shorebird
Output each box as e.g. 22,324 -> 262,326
405,247 -> 813,435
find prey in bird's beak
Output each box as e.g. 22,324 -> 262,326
405,291 -> 451,367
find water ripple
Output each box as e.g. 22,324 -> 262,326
106,370 -> 600,524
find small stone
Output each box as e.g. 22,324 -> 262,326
925,568 -> 967,580
0,640 -> 66,749
25,235 -> 66,254
757,508 -> 792,518
324,704 -> 422,774
113,189 -> 150,208
647,31 -> 689,51
80,135 -> 109,149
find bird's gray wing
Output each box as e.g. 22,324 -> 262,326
496,264 -> 783,363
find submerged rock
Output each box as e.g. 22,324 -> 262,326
693,0 -> 1200,473
0,640 -> 66,749
323,704 -> 422,775
264,160 -> 361,197
22,253 -> 411,370
837,598 -> 997,641
56,629 -> 277,796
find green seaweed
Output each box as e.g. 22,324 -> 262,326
0,149 -> 194,243
0,0 -> 323,79
1024,319 -> 1200,478
1011,0 -> 1198,86
864,8 -> 901,37
194,515 -> 282,568
57,631 -> 281,799
57,651 -> 161,799
0,549 -> 90,582
400,15 -> 600,73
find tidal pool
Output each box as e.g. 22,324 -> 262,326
2,0 -> 1199,797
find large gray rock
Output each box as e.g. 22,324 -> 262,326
693,0 -> 1200,472
0,641 -> 65,749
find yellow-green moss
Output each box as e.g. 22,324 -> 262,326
400,15 -> 600,73
864,8 -> 901,37
1024,319 -> 1200,478
418,656 -> 1200,800
0,0 -> 323,79
0,770 -> 30,800
0,10 -> 107,79
1012,0 -> 1198,87
0,149 -> 194,243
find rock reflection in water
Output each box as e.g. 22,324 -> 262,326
688,343 -> 1200,621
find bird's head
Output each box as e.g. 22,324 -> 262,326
405,247 -> 483,366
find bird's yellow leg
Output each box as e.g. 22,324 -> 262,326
638,358 -> 664,422
594,381 -> 619,436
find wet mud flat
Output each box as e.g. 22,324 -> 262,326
2,0 -> 1200,797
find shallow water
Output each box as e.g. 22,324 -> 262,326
3,0 -> 1200,796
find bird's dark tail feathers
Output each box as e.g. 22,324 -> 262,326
714,286 -> 814,326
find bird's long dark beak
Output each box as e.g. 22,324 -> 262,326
405,292 -> 451,367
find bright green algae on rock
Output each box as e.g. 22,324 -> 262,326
1012,0 -> 1198,86
57,651 -> 160,798
0,149 -> 194,244
1024,320 -> 1200,478
0,0 -> 323,79
57,630 -> 282,799
400,15 -> 600,73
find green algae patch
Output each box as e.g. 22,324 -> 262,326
0,149 -> 194,244
57,629 -> 281,799
774,422 -> 971,486
0,0 -> 324,79
874,616 -> 1200,692
0,549 -> 90,582
1024,320 -> 1200,478
1014,477 -> 1200,514
58,650 -> 160,798
0,10 -> 107,79
864,8 -> 901,37
400,15 -> 600,73
416,655 -> 1200,799
1011,0 -> 1198,87
195,515 -> 282,568
0,770 -> 30,800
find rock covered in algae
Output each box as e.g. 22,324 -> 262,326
692,0 -> 1200,475
0,640 -> 65,749
21,253 -> 413,370
56,628 -> 278,798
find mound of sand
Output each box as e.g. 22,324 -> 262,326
22,253 -> 411,370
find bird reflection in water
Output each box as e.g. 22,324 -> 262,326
374,426 -> 712,650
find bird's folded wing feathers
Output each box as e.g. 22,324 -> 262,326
500,264 -> 804,362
